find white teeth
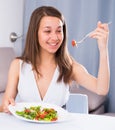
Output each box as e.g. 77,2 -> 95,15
49,43 -> 57,46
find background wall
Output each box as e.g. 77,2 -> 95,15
0,0 -> 24,56
23,0 -> 115,113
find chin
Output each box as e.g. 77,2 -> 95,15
49,50 -> 57,54
48,48 -> 59,53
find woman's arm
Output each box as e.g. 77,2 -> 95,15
72,21 -> 110,95
1,59 -> 20,112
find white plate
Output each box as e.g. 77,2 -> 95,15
8,102 -> 70,123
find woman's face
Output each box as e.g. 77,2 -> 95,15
38,16 -> 64,54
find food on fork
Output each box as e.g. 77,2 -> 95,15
72,40 -> 77,47
71,22 -> 111,48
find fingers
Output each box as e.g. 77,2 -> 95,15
97,21 -> 109,32
97,21 -> 102,27
90,21 -> 109,39
3,98 -> 15,113
90,28 -> 108,39
0,105 -> 3,112
9,98 -> 15,106
89,21 -> 110,51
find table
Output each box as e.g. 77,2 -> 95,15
0,112 -> 115,130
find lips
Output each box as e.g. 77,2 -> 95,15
47,41 -> 60,48
47,42 -> 60,52
48,42 -> 58,46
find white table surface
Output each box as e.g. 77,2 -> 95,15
0,112 -> 115,130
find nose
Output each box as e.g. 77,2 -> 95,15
51,33 -> 59,41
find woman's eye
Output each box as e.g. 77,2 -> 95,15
44,30 -> 51,33
57,30 -> 61,32
57,30 -> 62,33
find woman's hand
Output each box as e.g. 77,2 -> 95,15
2,97 -> 15,113
0,105 -> 3,112
90,21 -> 109,51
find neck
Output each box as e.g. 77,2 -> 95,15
37,51 -> 56,67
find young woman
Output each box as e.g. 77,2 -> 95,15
1,6 -> 110,112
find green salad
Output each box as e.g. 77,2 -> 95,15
16,106 -> 58,121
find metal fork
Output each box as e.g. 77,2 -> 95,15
76,21 -> 112,44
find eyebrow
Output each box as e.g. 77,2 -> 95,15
44,26 -> 62,29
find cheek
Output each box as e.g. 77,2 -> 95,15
38,34 -> 42,45
60,34 -> 64,43
38,33 -> 47,45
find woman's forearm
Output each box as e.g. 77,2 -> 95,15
97,49 -> 110,95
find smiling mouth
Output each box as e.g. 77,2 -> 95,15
48,42 -> 58,46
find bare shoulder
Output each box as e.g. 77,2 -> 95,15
9,58 -> 20,73
10,58 -> 20,67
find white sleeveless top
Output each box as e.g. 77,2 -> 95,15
16,60 -> 70,107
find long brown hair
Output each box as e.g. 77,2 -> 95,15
20,6 -> 72,84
